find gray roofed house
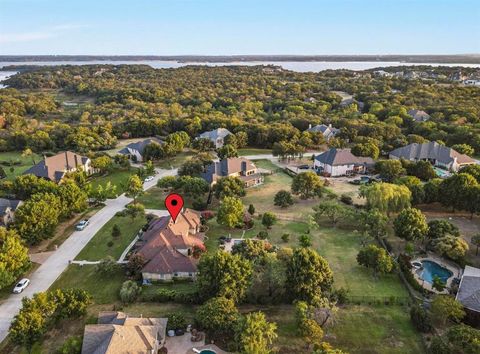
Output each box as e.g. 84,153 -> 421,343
339,98 -> 364,112
197,128 -> 232,148
307,124 -> 340,141
314,148 -> 374,177
117,138 -> 163,162
456,266 -> 480,324
389,141 -> 476,172
201,157 -> 263,187
408,109 -> 431,122
0,198 -> 22,226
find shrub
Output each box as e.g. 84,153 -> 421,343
111,224 -> 121,238
257,230 -> 269,239
192,198 -> 207,211
281,233 -> 290,242
119,280 -> 140,304
299,234 -> 312,247
167,312 -> 186,331
107,240 -> 114,247
56,336 -> 82,354
410,305 -> 433,333
340,194 -> 353,205
201,210 -> 215,220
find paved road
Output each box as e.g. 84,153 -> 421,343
0,167 -> 176,343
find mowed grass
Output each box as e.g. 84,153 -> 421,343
76,214 -> 147,261
137,186 -> 199,210
155,151 -> 196,169
90,167 -> 137,196
238,148 -> 272,156
0,151 -> 41,180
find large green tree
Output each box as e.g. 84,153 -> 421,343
195,296 -> 239,336
235,311 -> 277,354
214,176 -> 246,199
216,196 -> 244,228
360,183 -> 411,215
356,244 -> 394,278
291,171 -> 324,199
393,207 -> 429,242
0,227 -> 30,290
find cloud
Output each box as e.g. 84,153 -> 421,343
0,24 -> 90,44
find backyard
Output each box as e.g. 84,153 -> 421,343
0,151 -> 41,181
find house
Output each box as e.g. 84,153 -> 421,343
314,148 -> 374,177
81,311 -> 167,354
389,141 -> 476,172
464,79 -> 480,86
197,128 -> 232,148
307,124 -> 340,141
408,109 -> 431,122
23,151 -> 93,183
134,209 -> 204,281
0,198 -> 22,226
201,157 -> 264,188
118,138 -> 163,162
339,98 -> 364,112
455,266 -> 480,325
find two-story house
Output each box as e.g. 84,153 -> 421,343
197,128 -> 232,148
201,157 -> 263,188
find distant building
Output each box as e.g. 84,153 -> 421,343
23,151 -> 93,183
118,138 -> 163,162
201,157 -> 263,188
408,109 -> 431,122
307,124 -> 340,141
134,209 -> 204,281
339,98 -> 364,112
373,70 -> 392,77
0,198 -> 22,226
456,266 -> 480,325
314,148 -> 374,177
197,128 -> 232,148
389,141 -> 476,172
81,311 -> 167,354
464,79 -> 480,86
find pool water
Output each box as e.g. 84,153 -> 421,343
199,351 -> 216,354
433,167 -> 449,178
419,260 -> 453,284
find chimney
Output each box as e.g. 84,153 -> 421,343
64,151 -> 70,170
308,124 -> 312,129
328,124 -> 332,128
74,154 -> 78,168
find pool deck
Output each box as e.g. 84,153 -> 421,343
411,253 -> 462,294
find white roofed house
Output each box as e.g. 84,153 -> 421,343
197,128 -> 232,149
314,148 -> 374,177
307,124 -> 340,142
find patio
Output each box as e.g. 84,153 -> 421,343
411,253 -> 462,294
164,332 -> 229,354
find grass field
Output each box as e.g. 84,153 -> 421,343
238,148 -> 272,156
89,167 -> 137,196
0,151 -> 41,180
137,186 -> 199,210
75,214 -> 147,261
155,151 -> 196,169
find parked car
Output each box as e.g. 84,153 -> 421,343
13,278 -> 30,294
144,176 -> 154,183
75,219 -> 90,231
297,164 -> 311,170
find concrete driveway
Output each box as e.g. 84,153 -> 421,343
0,168 -> 177,343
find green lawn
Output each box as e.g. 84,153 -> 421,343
238,148 -> 272,156
76,214 -> 147,261
0,151 -> 41,180
155,151 -> 196,169
90,167 -> 137,196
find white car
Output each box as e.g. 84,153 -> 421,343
75,219 -> 90,231
144,176 -> 154,183
13,278 -> 30,294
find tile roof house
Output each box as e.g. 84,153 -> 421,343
197,128 -> 232,148
389,141 -> 476,172
23,151 -> 93,183
314,148 -> 374,177
118,138 -> 163,162
307,124 -> 340,141
201,157 -> 264,188
134,209 -> 204,281
456,266 -> 480,325
81,311 -> 167,354
0,198 -> 22,226
408,109 -> 431,122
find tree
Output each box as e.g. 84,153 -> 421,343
195,297 -> 239,336
358,209 -> 388,240
432,275 -> 446,292
395,176 -> 425,205
439,173 -> 477,211
126,253 -> 145,279
111,224 -> 121,238
247,253 -> 287,304
393,208 -> 428,242
432,235 -> 469,261
431,295 -> 465,326
214,176 -> 246,199
12,174 -> 57,200
423,178 -> 442,203
471,233 -> 480,256
178,176 -> 210,198
261,212 -> 277,229
299,234 -> 312,247
287,248 -> 333,304
452,143 -> 475,156
351,142 -> 380,159
125,174 -> 144,203
216,196 -> 244,228
192,137 -> 215,152
410,305 -> 432,333
90,181 -> 117,204
56,180 -> 88,217
57,336 -> 82,354
232,239 -> 270,262
291,171 -> 324,199
274,190 -> 294,208
91,155 -> 113,173
167,313 -> 186,331
406,160 -> 436,181
360,183 -> 411,215
235,312 -> 277,354
460,164 -> 480,183
125,203 -> 145,221
248,204 -> 255,215
313,200 -> 352,227
356,244 -> 394,278
197,251 -> 253,303
96,256 -> 118,275
295,301 -> 324,348
375,160 -> 405,182
119,280 -> 141,304
0,227 -> 30,290
435,325 -> 480,353
144,160 -> 155,176
217,144 -> 238,159
427,220 -> 460,240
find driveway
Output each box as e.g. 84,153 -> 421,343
0,167 -> 177,343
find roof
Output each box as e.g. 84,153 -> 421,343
82,312 -> 167,354
23,151 -> 89,182
456,266 -> 480,313
136,209 -> 204,275
201,157 -> 257,184
198,128 -> 232,141
0,198 -> 22,215
408,109 -> 431,122
307,124 -> 339,136
315,148 -> 374,166
118,138 -> 163,156
389,141 -> 475,166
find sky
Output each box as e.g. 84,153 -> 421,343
0,0 -> 479,55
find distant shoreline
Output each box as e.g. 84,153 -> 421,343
1,54 -> 480,64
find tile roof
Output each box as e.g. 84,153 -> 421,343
456,266 -> 480,313
23,151 -> 89,182
315,148 -> 374,166
201,157 -> 257,184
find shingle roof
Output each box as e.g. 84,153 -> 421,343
307,124 -> 340,136
315,148 -> 374,166
456,266 -> 480,313
389,141 -> 475,165
198,128 -> 232,141
23,151 -> 89,182
201,157 -> 257,184
118,138 -> 163,156
0,198 -> 22,215
408,109 -> 431,122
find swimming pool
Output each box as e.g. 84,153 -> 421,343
418,260 -> 453,284
199,351 -> 216,354
433,167 -> 450,178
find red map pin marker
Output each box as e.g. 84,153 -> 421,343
165,193 -> 184,223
